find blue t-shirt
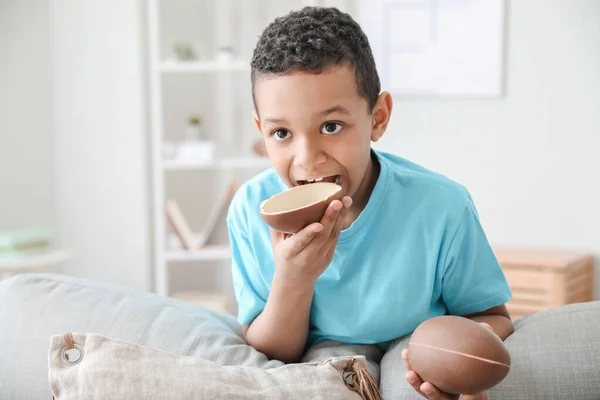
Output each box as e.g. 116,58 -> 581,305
226,149 -> 512,349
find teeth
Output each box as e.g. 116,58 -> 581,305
298,176 -> 340,185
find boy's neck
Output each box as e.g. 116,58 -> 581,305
343,150 -> 380,229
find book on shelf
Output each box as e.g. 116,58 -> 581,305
165,199 -> 198,251
165,180 -> 238,251
197,180 -> 237,247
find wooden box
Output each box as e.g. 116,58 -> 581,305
493,248 -> 595,320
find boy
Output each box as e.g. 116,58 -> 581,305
226,6 -> 514,399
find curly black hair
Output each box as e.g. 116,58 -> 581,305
251,6 -> 381,114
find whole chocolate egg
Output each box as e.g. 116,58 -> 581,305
407,315 -> 511,394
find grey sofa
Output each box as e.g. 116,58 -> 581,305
0,273 -> 598,399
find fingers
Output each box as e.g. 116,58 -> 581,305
403,349 -> 427,397
405,373 -> 455,400
323,197 -> 352,258
403,349 -> 456,400
419,382 -> 457,400
278,223 -> 324,256
402,349 -> 411,371
273,196 -> 351,258
317,199 -> 344,239
269,228 -> 292,249
301,196 -> 350,252
269,228 -> 284,248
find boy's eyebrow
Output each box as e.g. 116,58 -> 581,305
262,105 -> 351,126
319,105 -> 352,117
263,117 -> 288,126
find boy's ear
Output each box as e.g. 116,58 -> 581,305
371,91 -> 393,142
253,111 -> 262,134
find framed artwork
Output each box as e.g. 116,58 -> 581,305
361,0 -> 506,98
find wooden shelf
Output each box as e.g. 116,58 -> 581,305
163,156 -> 271,170
494,247 -> 594,270
160,60 -> 249,73
166,245 -> 231,262
494,247 -> 594,320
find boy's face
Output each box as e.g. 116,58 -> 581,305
253,64 -> 391,206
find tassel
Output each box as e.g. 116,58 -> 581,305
343,357 -> 383,400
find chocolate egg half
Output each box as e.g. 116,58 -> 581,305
260,182 -> 342,233
407,315 -> 511,394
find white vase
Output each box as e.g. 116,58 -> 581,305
177,141 -> 215,165
185,124 -> 202,141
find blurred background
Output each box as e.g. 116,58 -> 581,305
1,0 -> 598,319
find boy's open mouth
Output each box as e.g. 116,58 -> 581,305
296,175 -> 340,186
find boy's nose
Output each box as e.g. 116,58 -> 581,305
292,137 -> 326,170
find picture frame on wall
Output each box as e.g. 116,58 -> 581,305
361,0 -> 506,99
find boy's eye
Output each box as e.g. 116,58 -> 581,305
321,122 -> 342,135
272,129 -> 292,141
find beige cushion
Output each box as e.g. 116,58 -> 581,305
48,332 -> 368,399
1,274 -> 382,398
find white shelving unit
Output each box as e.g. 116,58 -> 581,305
147,0 -> 354,312
147,0 -> 279,313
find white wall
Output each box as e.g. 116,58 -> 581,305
0,1 -> 55,231
51,0 -> 151,291
373,0 -> 600,298
2,0 -> 597,301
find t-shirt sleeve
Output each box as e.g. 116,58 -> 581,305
440,195 -> 512,316
227,212 -> 268,326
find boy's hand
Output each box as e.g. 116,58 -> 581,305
401,322 -> 493,400
270,196 -> 352,285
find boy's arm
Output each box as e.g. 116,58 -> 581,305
243,197 -> 352,363
439,196 -> 514,341
462,304 -> 514,341
243,276 -> 314,363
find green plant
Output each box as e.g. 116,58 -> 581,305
173,43 -> 196,61
188,115 -> 202,125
